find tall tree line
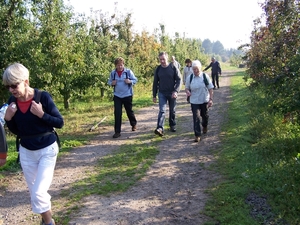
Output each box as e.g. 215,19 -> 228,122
0,0 -> 207,109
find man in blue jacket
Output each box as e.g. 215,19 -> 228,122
203,57 -> 222,89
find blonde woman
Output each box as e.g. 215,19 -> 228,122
2,63 -> 63,225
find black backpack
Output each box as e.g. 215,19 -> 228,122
187,73 -> 209,103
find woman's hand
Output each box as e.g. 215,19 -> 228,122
208,99 -> 213,108
4,102 -> 17,121
186,90 -> 191,97
30,101 -> 44,118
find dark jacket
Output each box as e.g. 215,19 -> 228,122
6,89 -> 64,150
152,64 -> 181,97
204,61 -> 222,75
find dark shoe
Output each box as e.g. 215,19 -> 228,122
170,126 -> 176,132
194,136 -> 201,142
113,133 -> 121,138
132,125 -> 137,131
213,87 -> 216,90
154,128 -> 164,137
203,126 -> 208,134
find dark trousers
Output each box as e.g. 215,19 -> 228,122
191,103 -> 209,137
113,95 -> 137,133
212,73 -> 219,88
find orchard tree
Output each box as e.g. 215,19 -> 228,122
246,0 -> 300,114
32,0 -> 90,109
0,0 -> 34,102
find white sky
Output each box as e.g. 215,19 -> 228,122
65,0 -> 264,49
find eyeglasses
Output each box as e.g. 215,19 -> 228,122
5,83 -> 19,90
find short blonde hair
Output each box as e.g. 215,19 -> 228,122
2,63 -> 29,86
192,60 -> 202,69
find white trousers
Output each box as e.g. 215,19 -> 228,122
20,142 -> 58,214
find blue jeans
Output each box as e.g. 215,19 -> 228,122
157,92 -> 176,130
191,103 -> 209,137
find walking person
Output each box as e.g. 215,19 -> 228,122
2,63 -> 64,225
108,57 -> 138,138
171,55 -> 181,69
153,52 -> 181,136
203,57 -> 222,89
182,58 -> 193,85
185,60 -> 214,142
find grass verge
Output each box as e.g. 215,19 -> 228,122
204,71 -> 300,225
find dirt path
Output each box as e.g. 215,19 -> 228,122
0,72 -> 231,225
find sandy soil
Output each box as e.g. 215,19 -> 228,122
0,72 -> 231,225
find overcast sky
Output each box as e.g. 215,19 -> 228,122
65,0 -> 264,49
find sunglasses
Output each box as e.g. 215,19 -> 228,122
5,83 -> 19,90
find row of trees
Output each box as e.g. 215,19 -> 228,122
202,39 -> 243,62
1,0 -> 221,109
245,0 -> 299,116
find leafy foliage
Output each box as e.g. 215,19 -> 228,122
245,0 -> 300,116
1,0 -> 236,108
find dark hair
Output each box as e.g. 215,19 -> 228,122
185,58 -> 192,64
114,57 -> 125,65
158,52 -> 168,57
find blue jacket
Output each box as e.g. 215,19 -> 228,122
108,68 -> 138,98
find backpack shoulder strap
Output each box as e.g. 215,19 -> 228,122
190,73 -> 194,83
155,65 -> 161,77
203,73 -> 209,86
35,90 -> 42,103
124,69 -> 128,79
113,70 -> 116,80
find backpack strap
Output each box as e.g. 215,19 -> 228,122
189,73 -> 209,86
113,69 -> 131,90
35,90 -> 42,103
190,73 -> 194,83
203,73 -> 209,86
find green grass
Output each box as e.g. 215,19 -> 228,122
204,71 -> 300,225
0,82 -> 153,174
2,65 -> 299,224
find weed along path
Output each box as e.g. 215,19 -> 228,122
0,72 -> 231,225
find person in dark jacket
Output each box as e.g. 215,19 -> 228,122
2,63 -> 63,225
203,57 -> 222,89
152,52 -> 181,136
